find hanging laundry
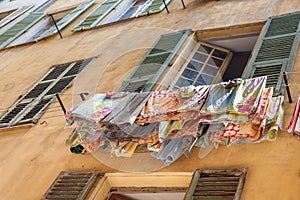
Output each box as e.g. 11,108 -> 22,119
65,92 -> 126,126
158,118 -> 201,141
135,85 -> 209,124
286,95 -> 300,137
255,95 -> 284,142
215,87 -> 273,144
151,135 -> 194,165
102,92 -> 151,126
64,76 -> 285,166
200,76 -> 266,124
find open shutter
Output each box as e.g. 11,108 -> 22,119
184,168 -> 247,200
0,58 -> 94,128
0,5 -> 34,28
38,0 -> 95,40
42,171 -> 102,200
243,11 -> 300,96
0,12 -> 46,48
138,0 -> 172,17
119,29 -> 191,92
72,0 -> 123,31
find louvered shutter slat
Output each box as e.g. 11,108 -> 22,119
0,58 -> 94,128
42,171 -> 102,200
38,0 -> 95,40
72,0 -> 123,31
184,169 -> 247,200
0,12 -> 46,48
19,98 -> 52,123
0,5 -> 34,28
119,30 -> 191,92
243,11 -> 300,96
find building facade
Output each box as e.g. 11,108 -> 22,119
0,0 -> 300,199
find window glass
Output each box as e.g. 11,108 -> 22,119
173,43 -> 230,89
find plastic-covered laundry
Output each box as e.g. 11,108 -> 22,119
215,87 -> 273,144
286,95 -> 300,137
110,141 -> 139,157
200,77 -> 266,123
135,85 -> 209,124
102,92 -> 151,126
64,76 -> 284,166
65,93 -> 126,126
151,135 -> 194,165
103,122 -> 159,141
159,118 -> 201,140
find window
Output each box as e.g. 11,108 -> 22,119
73,0 -> 123,31
37,0 -> 95,40
184,168 -> 248,200
242,11 -> 300,96
101,0 -> 151,24
108,187 -> 187,200
0,58 -> 94,128
0,5 -> 34,29
10,9 -> 71,45
42,171 -> 101,200
73,0 -> 172,31
172,42 -> 231,89
0,12 -> 46,48
119,0 -> 149,21
119,30 -> 191,92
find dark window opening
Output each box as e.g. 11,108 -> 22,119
203,33 -> 259,82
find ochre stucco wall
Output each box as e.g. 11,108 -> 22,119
0,0 -> 300,199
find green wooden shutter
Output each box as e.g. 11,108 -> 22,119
72,0 -> 123,31
42,171 -> 102,200
119,29 -> 191,92
138,0 -> 172,17
38,0 -> 95,40
243,11 -> 300,96
184,168 -> 247,200
0,5 -> 34,28
0,12 -> 46,48
0,58 -> 94,127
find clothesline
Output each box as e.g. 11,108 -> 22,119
64,76 -> 286,165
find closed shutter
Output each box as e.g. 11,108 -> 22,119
72,0 -> 123,31
119,29 -> 191,92
0,12 -> 46,48
138,0 -> 172,17
0,58 -> 94,128
184,168 -> 247,200
42,171 -> 102,200
38,0 -> 95,40
243,11 -> 300,96
0,5 -> 34,28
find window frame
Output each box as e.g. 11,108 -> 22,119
0,58 -> 94,128
171,41 -> 232,89
184,168 -> 248,200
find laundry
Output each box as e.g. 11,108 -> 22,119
216,87 -> 273,144
65,92 -> 127,126
102,92 -> 151,126
135,85 -> 209,124
151,135 -> 194,165
200,76 -> 266,123
286,95 -> 300,137
65,76 -> 284,165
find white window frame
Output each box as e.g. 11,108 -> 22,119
171,41 -> 232,89
102,0 -> 151,24
9,9 -> 70,46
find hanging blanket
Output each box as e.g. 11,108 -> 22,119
286,95 -> 300,137
200,76 -> 266,124
135,85 -> 209,124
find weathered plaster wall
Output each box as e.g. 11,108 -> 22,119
0,0 -> 300,199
